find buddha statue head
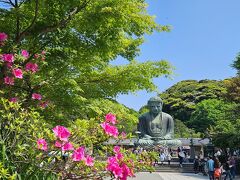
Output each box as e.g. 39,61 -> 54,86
147,96 -> 163,115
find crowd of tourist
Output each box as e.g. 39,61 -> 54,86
131,146 -> 239,179
193,150 -> 239,180
206,155 -> 237,180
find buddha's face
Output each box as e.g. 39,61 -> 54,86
148,102 -> 162,115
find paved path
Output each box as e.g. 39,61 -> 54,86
130,172 -> 209,180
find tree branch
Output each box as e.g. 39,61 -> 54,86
19,0 -> 28,7
19,0 -> 91,41
17,0 -> 39,43
15,0 -> 20,42
9,0 -> 15,6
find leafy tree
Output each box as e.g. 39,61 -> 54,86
138,104 -> 149,115
160,80 -> 226,122
224,78 -> 240,102
232,53 -> 240,75
40,60 -> 172,125
0,0 -> 173,178
0,0 -> 172,124
223,52 -> 240,106
188,99 -> 236,133
174,119 -> 200,138
210,119 -> 240,148
76,98 -> 139,133
209,55 -> 240,149
224,53 -> 240,104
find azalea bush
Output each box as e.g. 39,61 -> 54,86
0,98 -> 55,179
35,113 -> 154,179
0,32 -> 47,107
0,162 -> 16,180
0,33 -> 155,179
0,98 -> 154,179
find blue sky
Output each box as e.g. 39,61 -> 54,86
116,0 -> 240,111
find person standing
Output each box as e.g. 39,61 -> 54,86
193,156 -> 200,174
224,161 -> 233,180
178,147 -> 185,168
214,157 -> 222,180
166,152 -> 172,166
159,151 -> 166,165
230,156 -> 236,179
214,167 -> 222,180
206,156 -> 215,180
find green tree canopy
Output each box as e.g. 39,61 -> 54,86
210,119 -> 240,148
174,119 -> 200,138
232,53 -> 240,75
0,1 -> 175,178
160,79 -> 226,122
209,54 -> 240,149
0,0 -> 172,123
224,77 -> 240,104
188,99 -> 237,133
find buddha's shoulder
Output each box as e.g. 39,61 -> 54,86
162,112 -> 173,119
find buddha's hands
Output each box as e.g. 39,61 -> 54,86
163,134 -> 171,139
143,134 -> 152,139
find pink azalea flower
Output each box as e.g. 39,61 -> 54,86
62,142 -> 74,151
84,155 -> 94,166
107,156 -> 118,165
106,156 -> 134,180
106,157 -> 117,170
52,125 -> 71,142
54,141 -> 62,148
37,138 -> 48,151
32,63 -> 38,72
100,122 -> 119,138
41,50 -> 46,55
21,50 -> 29,58
72,147 -> 85,161
106,157 -> 123,178
2,54 -> 14,63
4,76 -> 14,85
25,63 -> 32,71
6,62 -> 13,68
34,54 -> 39,59
10,97 -> 18,103
115,152 -> 124,160
55,141 -> 74,151
32,93 -> 42,100
113,146 -> 121,154
25,62 -> 38,73
105,113 -> 117,124
0,32 -> 8,41
113,166 -> 123,179
12,68 -> 23,79
121,163 -> 134,179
